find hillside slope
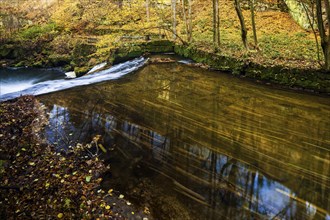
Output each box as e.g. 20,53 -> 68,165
0,0 -> 322,69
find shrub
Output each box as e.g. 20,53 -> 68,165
19,23 -> 58,40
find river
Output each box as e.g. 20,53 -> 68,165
1,57 -> 330,219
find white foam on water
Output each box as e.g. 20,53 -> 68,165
87,62 -> 107,74
0,57 -> 147,102
0,80 -> 35,95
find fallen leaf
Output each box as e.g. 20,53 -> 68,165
86,176 -> 92,183
98,144 -> 107,153
45,182 -> 50,188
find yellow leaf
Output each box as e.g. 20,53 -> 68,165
98,144 -> 107,153
86,175 -> 92,183
57,213 -> 63,219
45,182 -> 50,188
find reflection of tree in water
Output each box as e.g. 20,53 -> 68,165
40,62 -> 330,220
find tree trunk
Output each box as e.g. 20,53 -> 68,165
234,0 -> 248,49
213,0 -> 220,47
188,0 -> 192,42
116,0 -> 123,9
250,0 -> 258,47
182,0 -> 193,42
324,0 -> 330,70
182,0 -> 188,39
316,0 -> 330,70
172,0 -> 177,40
146,0 -> 150,22
301,2 -> 322,66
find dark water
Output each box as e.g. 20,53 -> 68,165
0,67 -> 65,97
38,62 -> 330,219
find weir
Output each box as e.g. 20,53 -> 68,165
0,57 -> 147,102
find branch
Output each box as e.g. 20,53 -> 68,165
128,25 -> 187,45
301,2 -> 323,67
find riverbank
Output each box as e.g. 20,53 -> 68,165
173,44 -> 330,94
97,40 -> 330,94
0,96 -> 152,219
2,36 -> 330,93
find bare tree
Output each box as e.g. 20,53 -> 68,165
181,0 -> 193,42
146,0 -> 150,22
172,0 -> 177,40
234,0 -> 248,49
316,0 -> 330,70
187,0 -> 192,42
250,0 -> 258,48
301,0 -> 322,66
213,0 -> 220,47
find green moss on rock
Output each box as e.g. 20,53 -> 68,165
174,45 -> 244,73
48,54 -> 71,66
112,40 -> 174,64
174,44 -> 330,93
74,66 -> 90,76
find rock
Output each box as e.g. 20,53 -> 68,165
65,71 -> 77,79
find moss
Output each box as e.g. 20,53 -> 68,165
174,44 -> 330,93
112,40 -> 175,64
174,45 -> 243,73
74,66 -> 90,76
48,54 -> 71,66
0,44 -> 14,58
63,65 -> 73,72
13,61 -> 23,67
72,43 -> 97,67
113,47 -> 144,64
0,43 -> 26,60
31,60 -> 44,68
246,64 -> 330,92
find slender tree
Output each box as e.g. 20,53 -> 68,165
146,0 -> 150,22
250,0 -> 258,47
187,0 -> 192,42
171,0 -> 177,40
117,0 -> 123,9
301,1 -> 322,66
234,0 -> 248,49
181,0 -> 188,38
316,0 -> 330,70
212,0 -> 220,47
181,0 -> 193,42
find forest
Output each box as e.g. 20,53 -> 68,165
1,0 -> 330,219
0,0 -> 329,72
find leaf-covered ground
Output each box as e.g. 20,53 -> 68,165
0,96 -> 151,219
1,0 -> 324,71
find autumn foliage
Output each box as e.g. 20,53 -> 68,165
0,0 -> 327,69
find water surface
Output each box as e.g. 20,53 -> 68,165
39,62 -> 330,219
0,58 -> 146,101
